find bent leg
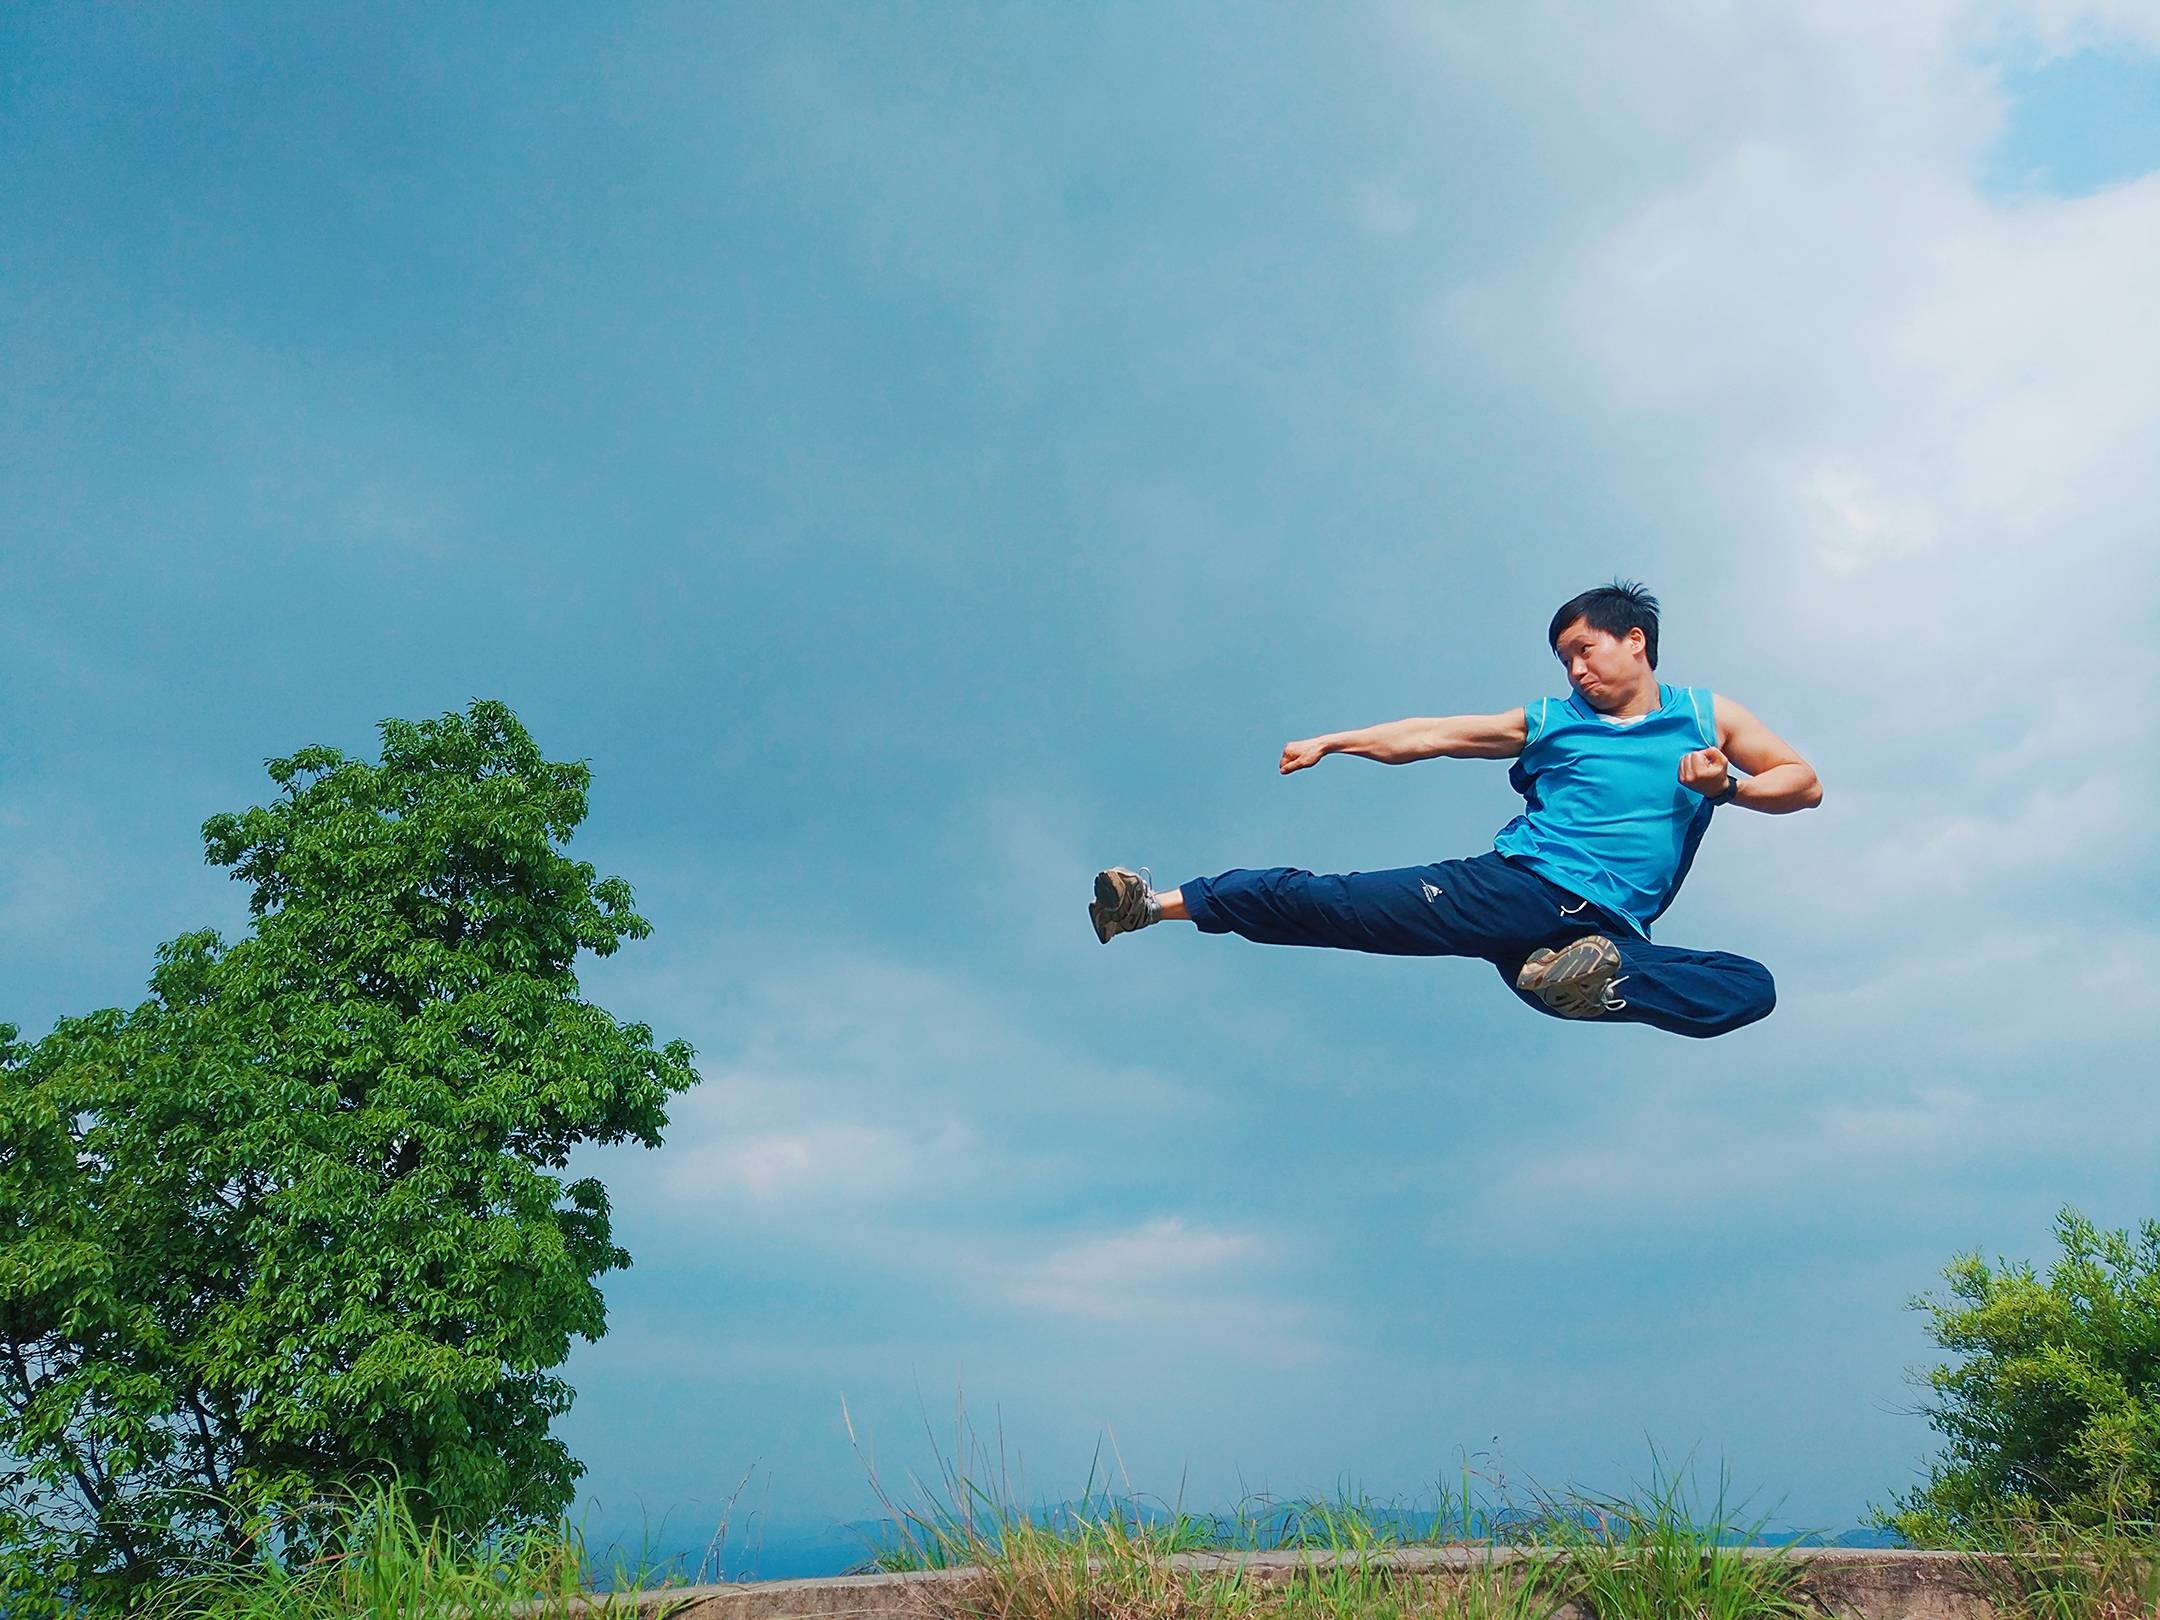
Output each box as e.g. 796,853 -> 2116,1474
1181,860 -> 1552,959
1500,937 -> 1775,1039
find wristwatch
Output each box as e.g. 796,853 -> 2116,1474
1710,776 -> 1741,806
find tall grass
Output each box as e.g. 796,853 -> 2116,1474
1520,1451 -> 1814,1620
841,1404 -> 1846,1620
88,1432 -> 2160,1620
122,1480 -> 692,1620
1950,1505 -> 2160,1620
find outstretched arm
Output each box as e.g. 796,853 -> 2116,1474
1678,695 -> 1823,812
1280,709 -> 1527,773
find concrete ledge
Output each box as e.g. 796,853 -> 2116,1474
574,1546 -> 2010,1620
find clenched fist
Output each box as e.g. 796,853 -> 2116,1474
1678,745 -> 1733,799
1280,737 -> 1329,774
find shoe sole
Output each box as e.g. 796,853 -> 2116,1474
1516,935 -> 1621,1018
1091,869 -> 1145,944
1090,871 -> 1121,943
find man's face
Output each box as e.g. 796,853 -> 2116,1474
1552,617 -> 1645,701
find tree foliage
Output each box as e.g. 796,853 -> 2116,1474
0,701 -> 699,1600
1886,1207 -> 2160,1542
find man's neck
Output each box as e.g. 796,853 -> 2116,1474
1587,678 -> 1661,720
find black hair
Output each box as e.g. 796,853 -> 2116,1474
1548,579 -> 1660,669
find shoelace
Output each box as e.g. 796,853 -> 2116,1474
1130,866 -> 1157,924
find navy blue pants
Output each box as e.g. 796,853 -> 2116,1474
1180,853 -> 1774,1039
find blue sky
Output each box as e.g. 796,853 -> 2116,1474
6,2 -> 2160,1567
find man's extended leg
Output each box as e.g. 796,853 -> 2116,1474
1097,859 -> 1565,959
1500,936 -> 1775,1039
1096,858 -> 1777,1039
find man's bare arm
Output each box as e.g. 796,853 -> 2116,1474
1680,695 -> 1823,812
1281,709 -> 1527,774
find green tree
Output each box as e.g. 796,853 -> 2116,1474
0,701 -> 699,1600
1884,1207 -> 2160,1543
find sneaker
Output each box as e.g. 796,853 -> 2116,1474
1089,867 -> 1157,944
1515,934 -> 1626,1018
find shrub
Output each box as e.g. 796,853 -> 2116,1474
1885,1207 -> 2160,1543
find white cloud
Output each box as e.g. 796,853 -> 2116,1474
619,966 -> 1041,1222
2010,0 -> 2160,55
954,1215 -> 1332,1371
1486,1075 -> 2071,1228
999,1216 -> 1268,1320
591,938 -> 1330,1360
1350,178 -> 1423,241
1793,917 -> 2158,1050
595,943 -> 1202,1250
661,1118 -> 983,1207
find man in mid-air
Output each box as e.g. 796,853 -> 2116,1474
1089,581 -> 1822,1038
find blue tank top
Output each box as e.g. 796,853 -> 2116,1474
1490,683 -> 1720,938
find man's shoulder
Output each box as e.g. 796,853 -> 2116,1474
1705,690 -> 1757,735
